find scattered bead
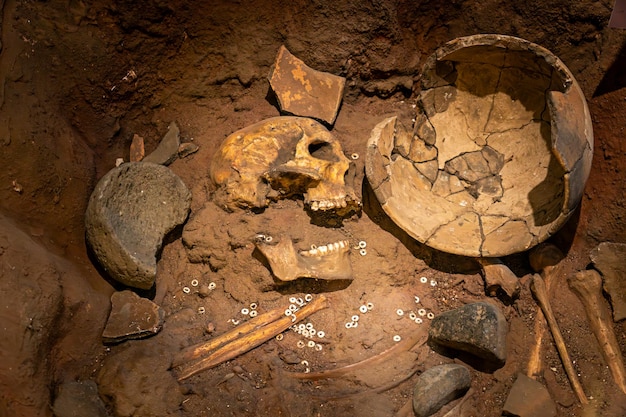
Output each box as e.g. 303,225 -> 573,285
366,302 -> 374,310
297,340 -> 305,348
289,297 -> 297,303
358,240 -> 367,249
351,153 -> 359,160
264,235 -> 273,243
249,302 -> 258,310
418,308 -> 426,316
305,294 -> 313,302
285,309 -> 292,316
409,311 -> 417,320
345,322 -> 353,329
301,360 -> 309,367
352,321 -> 359,328
393,335 -> 402,342
430,279 -> 437,287
182,286 -> 191,294
241,308 -> 250,315
359,305 -> 368,314
427,312 -> 435,320
249,310 -> 258,318
191,279 -> 199,287
289,304 -> 298,312
351,315 -> 360,322
317,330 -> 325,338
420,276 -> 428,284
198,307 -> 205,314
276,333 -> 284,341
415,317 -> 423,324
359,248 -> 367,256
315,343 -> 323,351
307,340 -> 316,348
306,323 -> 314,330
208,282 -> 217,290
396,309 -> 404,316
414,296 -> 420,304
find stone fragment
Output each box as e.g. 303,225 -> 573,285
178,142 -> 199,158
268,45 -> 346,125
143,121 -> 180,165
102,290 -> 165,344
429,301 -> 507,369
590,242 -> 626,321
129,133 -> 145,162
52,380 -> 109,417
85,162 -> 191,290
412,364 -> 471,417
503,373 -> 557,417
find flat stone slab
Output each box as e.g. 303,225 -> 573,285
85,162 -> 191,289
268,45 -> 345,125
412,364 -> 471,417
143,121 -> 180,166
590,242 -> 626,321
428,301 -> 507,369
503,373 -> 556,417
102,290 -> 165,344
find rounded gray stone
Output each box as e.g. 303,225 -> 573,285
412,364 -> 471,417
85,162 -> 191,289
428,301 -> 507,368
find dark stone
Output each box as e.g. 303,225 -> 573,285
85,162 -> 191,289
412,364 -> 471,417
503,373 -> 557,417
102,290 -> 165,344
53,380 -> 109,417
428,301 -> 507,370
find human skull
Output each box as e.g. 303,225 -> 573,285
210,116 -> 359,213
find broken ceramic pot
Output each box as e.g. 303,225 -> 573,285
254,234 -> 353,282
365,34 -> 593,257
210,116 -> 359,215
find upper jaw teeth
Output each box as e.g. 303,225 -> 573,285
300,240 -> 349,257
310,198 -> 348,211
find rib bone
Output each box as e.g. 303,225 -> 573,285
568,269 -> 626,395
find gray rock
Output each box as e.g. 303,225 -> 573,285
102,290 -> 165,344
503,373 -> 556,417
143,121 -> 180,165
412,364 -> 471,417
85,162 -> 191,289
53,380 -> 109,417
590,242 -> 626,321
428,301 -> 507,369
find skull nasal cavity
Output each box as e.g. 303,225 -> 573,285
308,141 -> 340,162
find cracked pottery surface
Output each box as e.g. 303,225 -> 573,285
366,34 -> 593,257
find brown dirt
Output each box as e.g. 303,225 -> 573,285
1,0 -> 626,416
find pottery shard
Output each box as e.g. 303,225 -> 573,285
85,162 -> 191,290
503,373 -> 557,417
428,301 -> 507,368
590,242 -> 626,321
412,364 -> 471,417
268,45 -> 346,125
129,133 -> 145,162
102,290 -> 165,344
143,121 -> 181,166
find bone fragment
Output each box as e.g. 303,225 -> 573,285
568,270 -> 626,395
175,295 -> 329,381
526,243 -> 564,380
477,257 -> 520,300
531,274 -> 588,404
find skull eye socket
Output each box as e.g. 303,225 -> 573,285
308,141 -> 341,162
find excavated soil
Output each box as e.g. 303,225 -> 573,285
2,1 -> 626,416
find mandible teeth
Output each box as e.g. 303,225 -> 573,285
319,200 -> 328,209
308,248 -> 319,256
311,201 -> 319,211
319,245 -> 328,254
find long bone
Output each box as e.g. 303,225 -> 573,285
568,269 -> 626,395
174,295 -> 329,381
526,243 -> 564,379
531,273 -> 588,404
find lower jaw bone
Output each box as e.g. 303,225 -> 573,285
254,235 -> 353,282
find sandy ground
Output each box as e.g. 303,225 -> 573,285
1,0 -> 626,416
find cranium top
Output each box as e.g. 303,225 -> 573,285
366,34 -> 593,257
210,116 -> 358,213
